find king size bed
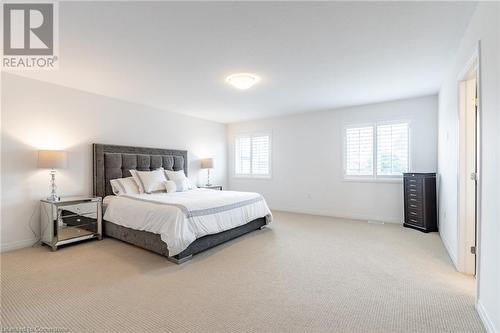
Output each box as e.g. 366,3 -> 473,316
93,143 -> 272,264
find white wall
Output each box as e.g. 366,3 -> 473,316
0,73 -> 227,252
437,2 -> 499,332
227,95 -> 438,223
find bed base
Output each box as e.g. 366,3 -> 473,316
104,217 -> 267,263
168,255 -> 193,264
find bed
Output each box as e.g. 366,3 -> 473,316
93,143 -> 271,263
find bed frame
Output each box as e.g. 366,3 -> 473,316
93,143 -> 266,264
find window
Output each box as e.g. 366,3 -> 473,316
235,133 -> 271,177
345,126 -> 374,176
344,122 -> 409,179
376,123 -> 409,176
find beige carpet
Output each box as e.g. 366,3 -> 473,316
1,211 -> 484,333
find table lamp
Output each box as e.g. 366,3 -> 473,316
38,150 -> 67,201
201,158 -> 214,186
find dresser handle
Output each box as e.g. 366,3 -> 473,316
410,204 -> 417,208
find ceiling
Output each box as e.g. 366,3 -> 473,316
12,1 -> 477,123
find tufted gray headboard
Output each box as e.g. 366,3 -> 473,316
93,143 -> 188,198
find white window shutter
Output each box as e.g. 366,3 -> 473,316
251,135 -> 270,175
235,136 -> 251,175
235,133 -> 271,176
345,126 -> 374,176
376,123 -> 409,176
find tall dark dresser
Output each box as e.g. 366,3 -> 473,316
403,173 -> 437,232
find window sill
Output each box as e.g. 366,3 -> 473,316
232,175 -> 272,180
343,177 -> 403,184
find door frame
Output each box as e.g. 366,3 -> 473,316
456,41 -> 482,293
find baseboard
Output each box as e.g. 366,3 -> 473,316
477,300 -> 498,333
1,238 -> 37,252
269,205 -> 402,224
439,231 -> 458,270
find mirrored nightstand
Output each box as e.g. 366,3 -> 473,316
40,196 -> 102,251
199,185 -> 223,191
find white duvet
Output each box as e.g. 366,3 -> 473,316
103,189 -> 272,256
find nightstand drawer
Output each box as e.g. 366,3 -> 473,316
60,209 -> 98,221
55,211 -> 99,242
57,223 -> 97,242
59,202 -> 98,216
60,212 -> 98,227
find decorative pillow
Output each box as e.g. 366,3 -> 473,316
164,180 -> 177,193
130,169 -> 167,194
110,177 -> 140,195
164,169 -> 196,190
186,178 -> 197,190
164,169 -> 185,181
174,178 -> 189,192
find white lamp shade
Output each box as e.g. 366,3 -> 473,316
37,150 -> 67,169
201,158 -> 214,169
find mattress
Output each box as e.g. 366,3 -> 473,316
103,189 -> 272,256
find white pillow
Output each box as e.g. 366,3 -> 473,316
130,169 -> 167,194
186,178 -> 197,190
164,169 -> 186,181
164,180 -> 177,193
174,178 -> 189,192
110,177 -> 140,195
164,169 -> 196,190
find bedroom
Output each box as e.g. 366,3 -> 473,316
1,1 -> 499,333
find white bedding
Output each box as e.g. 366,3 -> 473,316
103,189 -> 272,256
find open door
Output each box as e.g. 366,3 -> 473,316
458,62 -> 479,276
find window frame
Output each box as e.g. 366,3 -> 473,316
233,131 -> 272,179
343,120 -> 411,182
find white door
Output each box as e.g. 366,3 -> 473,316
459,77 -> 477,275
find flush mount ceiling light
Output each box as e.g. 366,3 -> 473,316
225,73 -> 260,90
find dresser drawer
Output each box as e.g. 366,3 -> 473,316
406,201 -> 422,210
406,216 -> 424,227
407,187 -> 423,197
407,207 -> 423,219
405,177 -> 423,186
408,195 -> 422,204
407,192 -> 423,201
